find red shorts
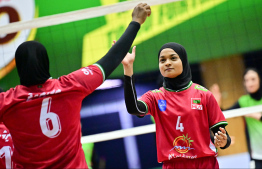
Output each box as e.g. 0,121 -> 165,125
162,156 -> 219,169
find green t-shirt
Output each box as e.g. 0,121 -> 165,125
238,95 -> 262,160
82,143 -> 94,168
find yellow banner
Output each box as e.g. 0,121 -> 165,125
82,0 -> 226,67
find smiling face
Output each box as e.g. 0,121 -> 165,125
244,70 -> 260,94
159,48 -> 183,78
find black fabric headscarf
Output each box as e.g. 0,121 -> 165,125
158,42 -> 192,90
15,41 -> 51,87
244,68 -> 262,100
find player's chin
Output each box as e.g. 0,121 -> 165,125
164,73 -> 179,79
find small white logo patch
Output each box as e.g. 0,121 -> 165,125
191,98 -> 202,110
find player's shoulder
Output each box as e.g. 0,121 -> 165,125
62,64 -> 104,81
141,88 -> 163,99
147,87 -> 165,97
192,83 -> 210,93
238,94 -> 252,103
239,94 -> 250,100
150,88 -> 163,94
191,83 -> 213,98
0,87 -> 16,99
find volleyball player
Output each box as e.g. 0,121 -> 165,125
0,88 -> 14,169
122,42 -> 231,168
147,73 -> 228,149
211,68 -> 262,169
0,3 -> 151,168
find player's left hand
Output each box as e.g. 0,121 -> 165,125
214,127 -> 227,148
121,46 -> 136,67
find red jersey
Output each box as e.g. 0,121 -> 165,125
0,123 -> 14,169
138,82 -> 227,163
0,64 -> 104,168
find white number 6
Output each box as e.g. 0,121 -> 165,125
40,97 -> 61,138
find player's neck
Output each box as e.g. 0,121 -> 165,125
164,81 -> 192,92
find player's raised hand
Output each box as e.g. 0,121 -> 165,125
112,40 -> 136,67
132,3 -> 151,25
214,127 -> 227,148
121,46 -> 136,67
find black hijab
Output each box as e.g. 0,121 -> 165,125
15,41 -> 51,87
158,42 -> 192,90
244,68 -> 262,100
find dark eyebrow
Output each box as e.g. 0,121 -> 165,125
159,53 -> 177,58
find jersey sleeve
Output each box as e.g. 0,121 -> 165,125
138,91 -> 156,116
61,64 -> 105,95
207,92 -> 228,129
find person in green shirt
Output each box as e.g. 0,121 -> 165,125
211,68 -> 262,169
82,143 -> 94,169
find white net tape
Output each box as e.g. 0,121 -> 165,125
81,105 -> 262,144
0,0 -> 181,35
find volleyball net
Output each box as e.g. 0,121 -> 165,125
0,0 -> 182,35
81,105 -> 262,144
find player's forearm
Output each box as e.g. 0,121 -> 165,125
210,130 -> 215,144
245,112 -> 262,121
96,21 -> 140,79
124,75 -> 147,116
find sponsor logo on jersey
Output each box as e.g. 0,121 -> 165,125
81,67 -> 93,75
191,98 -> 202,110
168,153 -> 197,160
170,133 -> 194,154
158,100 -> 166,111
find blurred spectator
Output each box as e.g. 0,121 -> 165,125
210,68 -> 262,169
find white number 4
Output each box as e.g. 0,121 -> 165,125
176,116 -> 184,132
40,97 -> 61,138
